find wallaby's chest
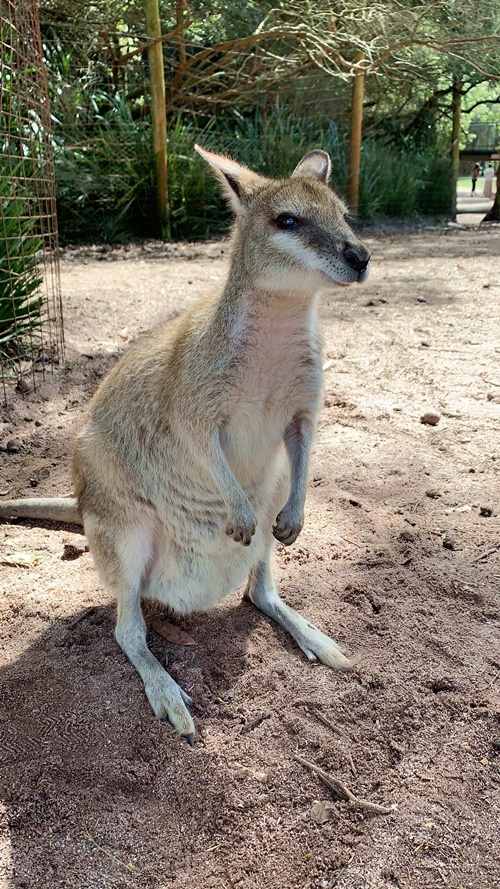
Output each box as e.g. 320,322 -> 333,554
226,306 -> 322,446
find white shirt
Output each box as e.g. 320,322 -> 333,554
484,167 -> 495,180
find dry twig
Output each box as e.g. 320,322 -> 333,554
472,546 -> 499,564
293,754 -> 394,815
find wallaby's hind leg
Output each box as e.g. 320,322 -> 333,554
114,585 -> 194,740
244,547 -> 355,670
84,516 -> 195,741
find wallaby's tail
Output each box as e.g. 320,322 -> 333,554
0,497 -> 82,525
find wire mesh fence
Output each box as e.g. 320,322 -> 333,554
38,1 -> 457,246
0,0 -> 64,400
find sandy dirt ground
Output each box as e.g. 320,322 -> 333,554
0,224 -> 499,889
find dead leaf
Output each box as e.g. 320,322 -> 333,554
310,800 -> 336,824
1,552 -> 39,568
151,618 -> 197,646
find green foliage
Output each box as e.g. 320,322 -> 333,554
54,93 -> 157,243
356,143 -> 453,219
52,99 -> 453,242
0,176 -> 44,359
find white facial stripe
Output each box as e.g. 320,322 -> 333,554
271,231 -> 328,273
271,230 -> 356,284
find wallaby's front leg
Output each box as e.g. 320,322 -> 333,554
273,413 -> 314,546
211,429 -> 256,545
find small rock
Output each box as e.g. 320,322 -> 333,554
6,438 -> 21,453
443,536 -> 457,550
426,489 -> 441,499
417,296 -> 427,303
16,377 -> 31,394
34,420 -> 42,427
446,498 -> 459,507
420,411 -> 440,426
479,506 -> 493,517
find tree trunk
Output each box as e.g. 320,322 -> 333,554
481,167 -> 500,222
347,56 -> 365,216
450,79 -> 461,220
143,0 -> 170,239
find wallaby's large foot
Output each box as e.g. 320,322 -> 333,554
292,623 -> 355,669
145,673 -> 195,739
245,557 -> 356,671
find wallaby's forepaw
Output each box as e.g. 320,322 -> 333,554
226,503 -> 256,546
273,507 -> 303,546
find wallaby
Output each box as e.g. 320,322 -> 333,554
0,147 -> 370,743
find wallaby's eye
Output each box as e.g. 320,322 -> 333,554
275,213 -> 301,231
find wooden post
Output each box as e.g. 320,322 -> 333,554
347,55 -> 365,216
450,79 -> 461,220
143,0 -> 170,239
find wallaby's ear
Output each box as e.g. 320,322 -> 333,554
195,145 -> 266,214
291,150 -> 331,184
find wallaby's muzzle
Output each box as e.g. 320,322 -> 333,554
343,243 -> 371,282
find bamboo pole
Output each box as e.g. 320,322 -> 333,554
347,55 -> 365,216
450,79 -> 461,220
143,0 -> 170,239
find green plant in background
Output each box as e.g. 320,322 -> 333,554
54,92 -> 157,243
51,94 -> 455,243
357,142 -> 453,220
0,179 -> 44,361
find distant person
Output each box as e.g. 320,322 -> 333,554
471,163 -> 480,196
483,163 -> 495,198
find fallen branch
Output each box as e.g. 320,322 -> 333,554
293,754 -> 394,815
307,706 -> 347,738
472,546 -> 499,564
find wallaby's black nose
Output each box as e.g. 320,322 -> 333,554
343,245 -> 371,273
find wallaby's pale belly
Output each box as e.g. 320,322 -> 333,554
146,443 -> 287,613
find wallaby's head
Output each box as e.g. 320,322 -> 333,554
195,145 -> 370,293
